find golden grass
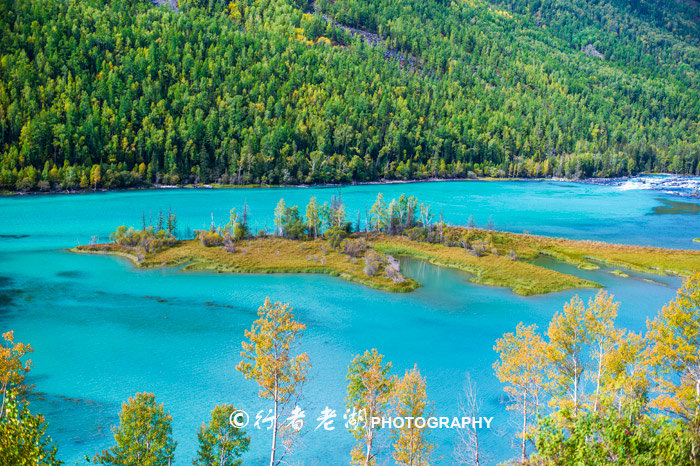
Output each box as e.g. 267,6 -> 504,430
495,232 -> 699,276
73,238 -> 419,293
372,235 -> 598,295
434,227 -> 700,277
72,227 -> 700,296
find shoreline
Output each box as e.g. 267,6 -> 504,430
0,176 -> 541,197
3,173 -> 699,198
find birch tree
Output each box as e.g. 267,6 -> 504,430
602,330 -> 650,413
194,404 -> 250,466
369,194 -> 388,232
273,199 -> 286,237
418,203 -> 432,227
493,323 -> 548,462
305,196 -> 320,239
346,349 -> 395,466
237,298 -> 309,466
547,295 -> 590,419
0,331 -> 32,420
585,290 -> 622,411
454,373 -> 483,466
647,273 -> 700,460
392,365 -> 433,466
0,391 -> 60,465
94,393 -> 176,465
0,332 -> 58,465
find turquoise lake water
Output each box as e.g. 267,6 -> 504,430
1,179 -> 699,464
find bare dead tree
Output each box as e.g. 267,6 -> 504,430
454,373 -> 483,466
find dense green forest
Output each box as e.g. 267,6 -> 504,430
0,0 -> 698,191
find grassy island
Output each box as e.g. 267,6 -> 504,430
453,229 -> 700,277
72,194 -> 700,296
73,237 -> 419,293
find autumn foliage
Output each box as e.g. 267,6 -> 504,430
237,298 -> 309,466
495,274 -> 700,463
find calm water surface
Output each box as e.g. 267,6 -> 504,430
0,180 -> 699,464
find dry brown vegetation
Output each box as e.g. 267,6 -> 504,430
73,227 -> 700,296
74,237 -> 419,293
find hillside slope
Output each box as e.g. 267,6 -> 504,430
0,0 -> 697,190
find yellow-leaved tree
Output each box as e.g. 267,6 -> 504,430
547,295 -> 590,418
391,364 -> 433,466
227,1 -> 242,24
0,330 -> 33,419
548,291 -> 629,418
237,298 -> 309,466
584,290 -> 623,412
493,322 -> 548,462
1,331 -> 59,464
647,273 -> 700,460
346,349 -> 395,466
601,330 -> 650,413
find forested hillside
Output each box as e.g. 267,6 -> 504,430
0,0 -> 698,190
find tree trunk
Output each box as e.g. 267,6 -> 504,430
521,391 -> 528,463
270,387 -> 278,466
693,376 -> 700,465
573,352 -> 579,417
0,384 -> 7,420
365,398 -> 375,466
364,434 -> 373,466
594,344 -> 603,412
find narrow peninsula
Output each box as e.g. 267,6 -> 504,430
72,194 -> 700,295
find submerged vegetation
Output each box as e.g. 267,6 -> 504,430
74,193 -> 699,295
